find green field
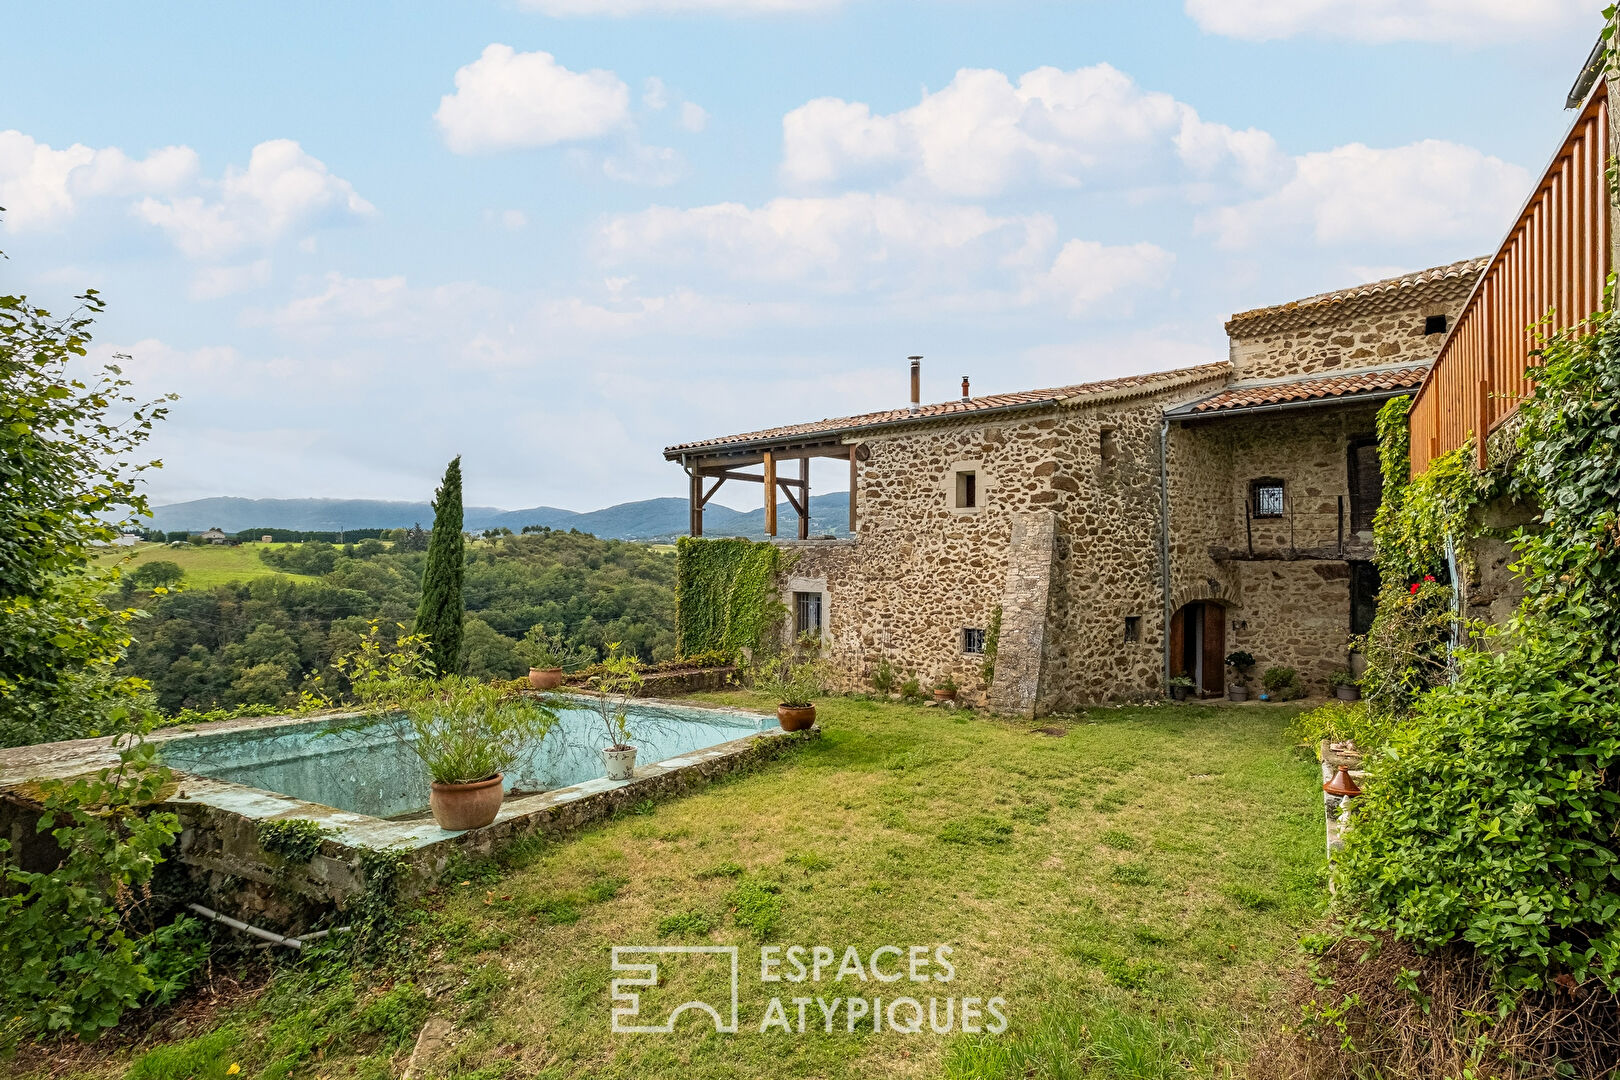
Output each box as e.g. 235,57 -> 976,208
36,695 -> 1323,1080
96,541 -> 313,587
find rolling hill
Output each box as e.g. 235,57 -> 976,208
148,492 -> 852,542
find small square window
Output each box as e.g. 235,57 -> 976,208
962,627 -> 986,654
1424,314 -> 1448,336
1252,479 -> 1285,518
1124,616 -> 1141,644
1100,427 -> 1118,462
955,470 -> 978,509
794,591 -> 822,637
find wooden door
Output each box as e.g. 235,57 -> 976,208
1201,603 -> 1225,696
1168,606 -> 1186,680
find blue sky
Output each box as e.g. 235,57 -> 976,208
1,0 -> 1600,513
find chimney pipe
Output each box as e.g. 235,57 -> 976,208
961,375 -> 970,401
908,356 -> 922,413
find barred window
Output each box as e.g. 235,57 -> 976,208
794,591 -> 822,636
962,627 -> 986,654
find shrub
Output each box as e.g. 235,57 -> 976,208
1338,636 -> 1620,991
1261,666 -> 1304,701
0,739 -> 206,1040
1288,701 -> 1405,757
870,658 -> 896,696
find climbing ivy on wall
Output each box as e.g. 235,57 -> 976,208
674,538 -> 791,660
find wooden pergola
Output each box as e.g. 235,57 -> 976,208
668,435 -> 868,539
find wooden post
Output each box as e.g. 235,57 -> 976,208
848,445 -> 858,535
689,470 -> 702,537
798,457 -> 810,540
763,452 -> 777,537
1477,379 -> 1490,470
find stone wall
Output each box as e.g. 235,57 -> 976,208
1168,403 -> 1385,693
1227,281 -> 1474,381
789,375 -> 1228,710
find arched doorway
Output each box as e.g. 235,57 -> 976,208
1169,601 -> 1226,697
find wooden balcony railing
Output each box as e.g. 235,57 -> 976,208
1408,79 -> 1611,475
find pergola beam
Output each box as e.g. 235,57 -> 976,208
682,441 -> 862,541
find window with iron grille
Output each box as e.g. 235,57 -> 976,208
1251,478 -> 1285,518
962,627 -> 986,654
794,591 -> 822,637
1124,616 -> 1141,643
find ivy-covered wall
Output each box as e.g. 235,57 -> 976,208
673,537 -> 788,659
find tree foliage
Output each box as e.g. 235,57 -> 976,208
1340,303 -> 1620,992
414,456 -> 465,676
118,529 -> 676,714
0,282 -> 173,748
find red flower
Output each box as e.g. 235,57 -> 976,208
1410,583 -> 1421,594
1423,574 -> 1436,583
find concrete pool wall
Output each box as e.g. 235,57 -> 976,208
0,701 -> 816,927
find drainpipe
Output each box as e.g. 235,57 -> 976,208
187,902 -> 350,950
1158,416 -> 1173,695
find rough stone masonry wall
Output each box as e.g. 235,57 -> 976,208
1228,284 -> 1473,380
791,376 -> 1226,710
1168,403 -> 1385,693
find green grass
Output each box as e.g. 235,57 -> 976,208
96,541 -> 313,587
29,694 -> 1322,1080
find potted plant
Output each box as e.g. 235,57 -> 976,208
387,677 -> 558,831
932,675 -> 958,703
587,644 -> 644,780
1260,666 -> 1305,702
1329,667 -> 1361,701
759,654 -> 824,732
1225,650 -> 1255,702
517,626 -> 568,690
1168,674 -> 1196,701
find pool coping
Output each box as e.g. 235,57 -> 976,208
0,697 -> 815,911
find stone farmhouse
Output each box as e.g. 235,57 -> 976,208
664,258 -> 1485,716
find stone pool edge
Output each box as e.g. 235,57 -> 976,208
0,700 -> 818,921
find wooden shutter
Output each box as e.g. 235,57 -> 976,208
1201,603 -> 1225,696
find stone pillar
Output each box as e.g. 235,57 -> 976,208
988,511 -> 1057,718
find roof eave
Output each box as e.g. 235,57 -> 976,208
1166,386 -> 1415,422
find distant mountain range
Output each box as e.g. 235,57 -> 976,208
147,493 -> 852,542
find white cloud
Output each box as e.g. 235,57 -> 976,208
0,131 -> 196,230
1200,139 -> 1528,250
500,209 -> 529,230
602,142 -> 685,186
435,44 -> 630,153
189,259 -> 271,300
678,101 -> 710,133
1184,0 -> 1593,44
781,63 -> 1285,197
136,139 -> 373,259
642,76 -> 669,111
519,0 -> 839,14
597,193 -> 1170,313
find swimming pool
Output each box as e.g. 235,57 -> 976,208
159,697 -> 779,819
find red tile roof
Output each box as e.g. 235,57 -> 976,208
1171,363 -> 1428,417
664,362 -> 1232,458
1225,257 -> 1488,336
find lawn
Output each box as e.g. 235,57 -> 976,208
37,694 -> 1323,1080
95,542 -> 313,588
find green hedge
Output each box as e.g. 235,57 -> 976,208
674,538 -> 788,659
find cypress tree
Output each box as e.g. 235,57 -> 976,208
414,455 -> 465,675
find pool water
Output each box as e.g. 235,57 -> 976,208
159,699 -> 776,819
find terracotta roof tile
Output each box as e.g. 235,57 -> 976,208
664,362 -> 1232,457
1225,257 -> 1488,335
1171,364 -> 1428,417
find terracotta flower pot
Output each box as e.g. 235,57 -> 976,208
429,774 -> 505,831
528,667 -> 564,690
777,703 -> 817,731
933,688 -> 957,703
602,745 -> 638,780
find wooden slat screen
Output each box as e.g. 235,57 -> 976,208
1408,80 -> 1611,476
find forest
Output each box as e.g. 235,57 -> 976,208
115,529 -> 676,714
